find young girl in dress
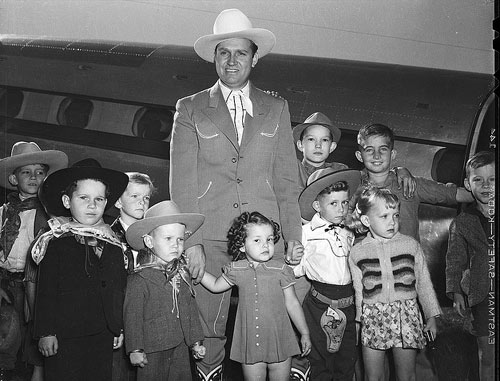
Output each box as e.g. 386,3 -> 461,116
347,186 -> 441,381
201,211 -> 311,381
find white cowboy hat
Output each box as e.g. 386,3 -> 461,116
126,201 -> 205,250
299,168 -> 361,221
194,8 -> 276,62
0,141 -> 68,189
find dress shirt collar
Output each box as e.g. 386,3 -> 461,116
219,80 -> 253,117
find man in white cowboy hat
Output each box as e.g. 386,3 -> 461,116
169,8 -> 303,380
0,141 -> 68,380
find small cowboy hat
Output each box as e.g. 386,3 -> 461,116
292,112 -> 342,144
299,168 -> 361,221
194,8 -> 276,63
39,158 -> 129,217
126,201 -> 205,250
0,141 -> 68,190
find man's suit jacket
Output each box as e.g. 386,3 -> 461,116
34,236 -> 127,339
170,81 -> 302,251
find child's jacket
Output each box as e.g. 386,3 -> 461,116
124,266 -> 203,354
446,204 -> 492,307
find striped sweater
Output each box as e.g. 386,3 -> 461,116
349,232 -> 441,321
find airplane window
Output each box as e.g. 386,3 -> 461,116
132,107 -> 173,141
57,98 -> 93,128
0,88 -> 24,117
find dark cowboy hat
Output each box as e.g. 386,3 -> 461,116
292,112 -> 342,143
0,141 -> 68,189
126,201 -> 205,250
299,167 -> 361,221
39,158 -> 129,217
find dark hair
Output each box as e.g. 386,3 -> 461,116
357,123 -> 395,150
299,124 -> 334,142
316,180 -> 349,201
346,186 -> 399,234
214,39 -> 258,58
227,211 -> 280,261
63,178 -> 111,199
465,151 -> 495,177
126,172 -> 157,196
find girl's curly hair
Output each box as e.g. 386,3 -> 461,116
227,211 -> 281,261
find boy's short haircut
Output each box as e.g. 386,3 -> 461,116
465,151 -> 495,177
13,163 -> 49,175
357,123 -> 395,150
316,180 -> 349,200
126,172 -> 157,195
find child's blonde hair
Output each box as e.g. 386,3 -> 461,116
126,172 -> 157,195
346,186 -> 400,234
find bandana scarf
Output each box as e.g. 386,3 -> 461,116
0,193 -> 43,261
31,216 -> 123,265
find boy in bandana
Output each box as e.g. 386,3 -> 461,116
0,141 -> 68,381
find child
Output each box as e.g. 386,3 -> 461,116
348,186 -> 441,381
353,123 -> 473,241
0,141 -> 68,381
293,112 -> 348,189
123,200 -> 206,381
445,150 -> 495,381
201,211 -> 311,381
112,172 -> 156,273
32,158 -> 129,381
111,172 -> 155,381
293,167 -> 361,381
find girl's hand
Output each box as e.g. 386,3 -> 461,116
300,333 -> 311,357
113,333 -> 124,349
130,351 -> 148,367
423,316 -> 438,338
38,335 -> 58,357
191,342 -> 206,360
285,240 -> 304,265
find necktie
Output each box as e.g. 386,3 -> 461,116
228,92 -> 245,145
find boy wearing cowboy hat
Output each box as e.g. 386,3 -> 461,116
293,112 -> 348,189
32,158 -> 129,381
0,141 -> 68,381
293,168 -> 361,381
124,201 -> 206,381
170,8 -> 303,380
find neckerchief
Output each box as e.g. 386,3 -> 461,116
1,193 -> 43,260
134,255 -> 195,318
31,216 -> 122,265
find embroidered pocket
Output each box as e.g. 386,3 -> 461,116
196,123 -> 219,139
260,124 -> 279,138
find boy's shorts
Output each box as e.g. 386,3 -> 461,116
471,297 -> 490,337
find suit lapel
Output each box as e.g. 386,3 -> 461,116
202,83 -> 239,149
240,84 -> 270,150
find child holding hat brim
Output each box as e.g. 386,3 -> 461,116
0,141 -> 68,381
124,201 -> 206,381
31,158 -> 129,381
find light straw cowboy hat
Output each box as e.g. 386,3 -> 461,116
292,112 -> 342,144
299,168 -> 361,221
194,8 -> 276,62
126,201 -> 205,250
0,141 -> 68,189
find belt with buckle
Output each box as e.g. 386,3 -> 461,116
0,267 -> 25,281
310,286 -> 354,309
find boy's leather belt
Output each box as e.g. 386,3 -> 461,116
0,267 -> 25,281
310,286 -> 354,309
